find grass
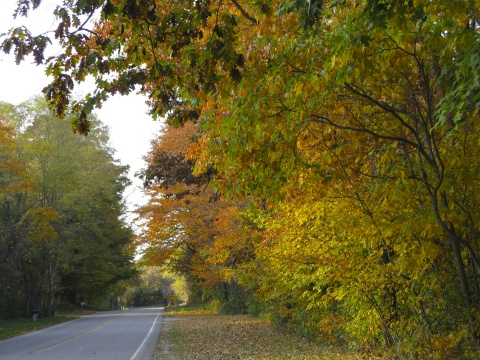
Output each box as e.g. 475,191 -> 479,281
0,310 -> 94,340
154,307 -> 389,360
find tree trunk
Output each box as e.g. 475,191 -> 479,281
45,260 -> 56,317
449,235 -> 473,321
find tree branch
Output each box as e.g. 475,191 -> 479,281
231,0 -> 258,24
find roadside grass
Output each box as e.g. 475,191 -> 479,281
0,310 -> 94,340
154,308 -> 389,360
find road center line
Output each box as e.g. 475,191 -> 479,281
33,318 -> 116,353
129,310 -> 162,360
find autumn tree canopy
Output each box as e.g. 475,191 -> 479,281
135,121 -> 254,312
2,0 -> 480,357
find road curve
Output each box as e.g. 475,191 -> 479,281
0,307 -> 163,360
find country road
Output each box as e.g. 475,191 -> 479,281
0,307 -> 163,360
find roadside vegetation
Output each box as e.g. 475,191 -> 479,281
0,310 -> 93,340
154,308 -> 388,360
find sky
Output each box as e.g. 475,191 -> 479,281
0,1 -> 162,223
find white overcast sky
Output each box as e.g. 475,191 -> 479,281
0,1 -> 162,221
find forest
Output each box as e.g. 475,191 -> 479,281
0,99 -> 136,317
1,0 -> 480,358
0,99 -> 182,317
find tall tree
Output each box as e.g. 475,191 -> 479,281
0,114 -> 34,318
136,122 -> 253,311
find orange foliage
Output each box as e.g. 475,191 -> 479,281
0,119 -> 33,192
136,123 -> 254,289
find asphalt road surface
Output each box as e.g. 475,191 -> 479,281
0,307 -> 164,360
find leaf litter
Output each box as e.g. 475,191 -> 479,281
154,312 -> 388,360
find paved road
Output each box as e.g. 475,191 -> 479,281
0,307 -> 164,360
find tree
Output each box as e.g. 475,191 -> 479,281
136,121 -> 254,312
121,267 -> 174,307
0,113 -> 34,318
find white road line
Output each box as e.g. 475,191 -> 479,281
129,310 -> 162,360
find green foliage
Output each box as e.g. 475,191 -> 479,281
437,39 -> 480,129
121,267 -> 174,307
215,280 -> 250,315
245,294 -> 268,318
0,98 -> 136,318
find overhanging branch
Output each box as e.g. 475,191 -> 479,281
231,0 -> 258,24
